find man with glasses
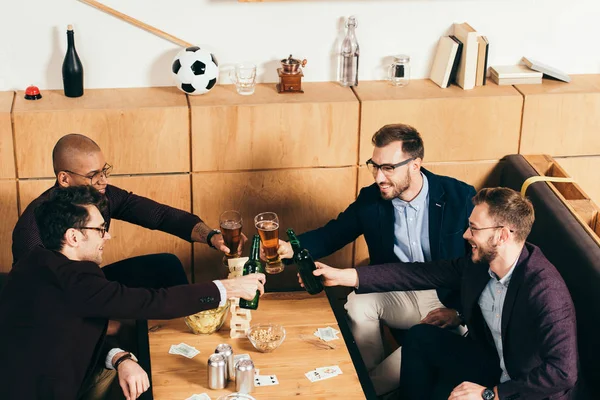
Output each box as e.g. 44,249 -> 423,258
277,124 -> 476,395
12,133 -> 240,290
0,186 -> 266,400
302,188 -> 578,400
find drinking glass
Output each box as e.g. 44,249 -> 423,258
230,63 -> 257,95
254,212 -> 284,274
220,210 -> 243,267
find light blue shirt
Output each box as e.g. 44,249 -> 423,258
391,173 -> 431,263
478,259 -> 518,383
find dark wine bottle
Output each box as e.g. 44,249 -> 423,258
286,228 -> 323,295
62,24 -> 84,98
239,235 -> 264,310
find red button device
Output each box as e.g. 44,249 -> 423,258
25,85 -> 42,100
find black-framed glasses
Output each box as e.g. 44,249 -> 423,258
79,223 -> 108,238
468,225 -> 514,235
64,163 -> 113,185
366,157 -> 415,177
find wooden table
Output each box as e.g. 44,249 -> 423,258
140,291 -> 375,400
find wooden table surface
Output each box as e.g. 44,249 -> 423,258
147,291 -> 367,400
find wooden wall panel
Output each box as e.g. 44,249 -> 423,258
354,160 -> 503,266
190,83 -> 359,171
192,167 -> 357,286
554,156 -> 600,207
518,75 -> 600,156
12,87 -> 189,178
0,180 -> 18,271
354,80 -> 522,163
0,92 -> 15,179
18,175 -> 193,279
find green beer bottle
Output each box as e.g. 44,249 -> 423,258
286,228 -> 324,295
239,235 -> 264,310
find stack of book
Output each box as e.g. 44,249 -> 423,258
489,65 -> 542,85
429,22 -> 489,90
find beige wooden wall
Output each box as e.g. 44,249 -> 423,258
1,75 -> 598,277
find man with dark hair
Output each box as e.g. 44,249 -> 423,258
278,123 -> 476,394
0,186 -> 265,400
302,187 -> 579,400
13,133 -> 241,288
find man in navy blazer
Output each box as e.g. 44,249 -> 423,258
278,124 -> 476,394
0,186 -> 265,400
304,188 -> 578,400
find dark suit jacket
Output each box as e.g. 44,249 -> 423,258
0,247 -> 221,400
12,183 -> 202,264
356,243 -> 579,400
298,168 -> 476,309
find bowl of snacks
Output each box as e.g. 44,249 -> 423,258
184,301 -> 230,335
247,323 -> 286,353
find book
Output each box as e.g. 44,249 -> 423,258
448,36 -> 463,86
452,22 -> 479,90
489,74 -> 542,86
521,57 -> 571,82
430,36 -> 460,88
475,36 -> 489,86
489,65 -> 542,79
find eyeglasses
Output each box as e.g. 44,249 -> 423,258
468,225 -> 514,235
79,223 -> 108,238
64,163 -> 113,186
366,157 -> 415,177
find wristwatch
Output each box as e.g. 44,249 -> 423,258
113,352 -> 138,370
206,229 -> 221,249
482,388 -> 495,400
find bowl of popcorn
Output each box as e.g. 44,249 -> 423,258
247,323 -> 286,353
184,301 -> 230,335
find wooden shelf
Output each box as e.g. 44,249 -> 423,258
0,180 -> 18,272
0,91 -> 15,179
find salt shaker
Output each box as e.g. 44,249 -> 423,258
388,54 -> 411,87
215,343 -> 234,381
208,353 -> 227,389
235,359 -> 255,393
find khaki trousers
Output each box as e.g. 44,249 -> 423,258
79,366 -> 117,400
345,289 -> 448,396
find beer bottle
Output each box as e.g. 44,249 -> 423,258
286,229 -> 324,295
239,235 -> 264,310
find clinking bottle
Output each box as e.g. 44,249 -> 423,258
239,235 -> 264,310
286,228 -> 324,295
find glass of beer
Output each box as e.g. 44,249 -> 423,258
254,212 -> 284,274
220,210 -> 243,267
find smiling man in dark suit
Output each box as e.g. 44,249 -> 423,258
303,187 -> 578,400
278,124 -> 476,395
0,186 -> 265,400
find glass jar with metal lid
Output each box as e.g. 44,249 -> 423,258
388,54 -> 410,87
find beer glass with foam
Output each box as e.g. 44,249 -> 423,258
254,212 -> 284,274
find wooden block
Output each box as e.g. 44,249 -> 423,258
518,75 -> 600,156
554,156 -> 600,207
12,87 -> 189,178
0,91 -> 15,179
0,180 -> 18,272
189,82 -> 359,171
192,167 -> 357,284
354,79 -> 522,163
18,175 -> 194,280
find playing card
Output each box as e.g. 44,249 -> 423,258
185,394 -> 211,400
254,375 -> 279,386
317,327 -> 337,341
305,369 -> 338,382
316,365 -> 342,376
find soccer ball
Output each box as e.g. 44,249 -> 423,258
172,46 -> 219,95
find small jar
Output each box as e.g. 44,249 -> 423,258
388,54 -> 410,87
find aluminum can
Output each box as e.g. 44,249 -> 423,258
208,353 -> 227,389
215,343 -> 234,380
235,359 -> 255,393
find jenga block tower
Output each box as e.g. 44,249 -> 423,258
229,298 -> 252,338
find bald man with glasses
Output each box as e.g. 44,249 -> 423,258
277,124 -> 476,396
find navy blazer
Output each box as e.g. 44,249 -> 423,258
298,168 -> 476,310
356,243 -> 579,400
0,247 -> 222,400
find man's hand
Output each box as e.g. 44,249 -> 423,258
449,382 -> 495,399
211,232 -> 248,255
297,262 -> 358,288
260,240 -> 293,261
116,359 -> 150,400
420,308 -> 461,329
219,273 -> 266,300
